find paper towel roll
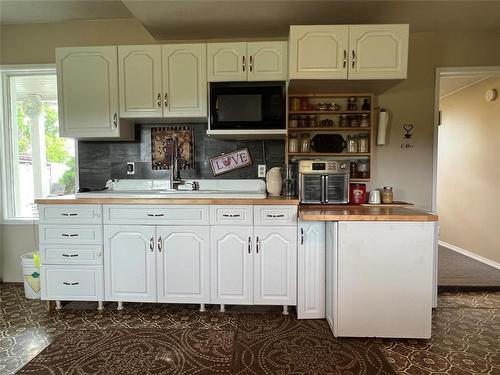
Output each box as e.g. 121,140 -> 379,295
377,109 -> 389,145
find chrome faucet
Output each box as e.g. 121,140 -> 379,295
169,136 -> 184,190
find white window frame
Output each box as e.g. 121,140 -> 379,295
0,64 -> 78,224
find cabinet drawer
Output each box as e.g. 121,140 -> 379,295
39,225 -> 103,244
41,265 -> 103,301
40,244 -> 103,265
104,205 -> 209,225
254,205 -> 297,226
210,205 -> 253,225
38,205 -> 102,224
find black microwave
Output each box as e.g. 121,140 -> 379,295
209,81 -> 286,130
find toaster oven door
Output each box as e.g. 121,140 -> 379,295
299,174 -> 322,203
325,174 -> 349,204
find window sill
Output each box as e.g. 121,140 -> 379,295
1,218 -> 39,225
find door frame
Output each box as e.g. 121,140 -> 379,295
431,66 -> 500,212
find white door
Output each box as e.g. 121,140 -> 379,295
297,221 -> 325,319
207,42 -> 247,82
336,222 -> 434,338
325,222 -> 337,332
56,46 -> 120,138
289,25 -> 349,79
156,226 -> 210,303
104,225 -> 156,302
210,226 -> 253,304
247,41 -> 287,81
254,226 -> 297,305
118,45 -> 162,117
348,24 -> 409,79
162,44 -> 207,117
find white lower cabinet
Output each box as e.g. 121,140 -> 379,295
210,225 -> 296,307
104,225 -> 156,302
157,226 -> 210,303
325,222 -> 337,331
41,265 -> 103,301
297,220 -> 326,319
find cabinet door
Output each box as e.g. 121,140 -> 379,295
104,225 -> 156,302
297,220 -> 325,319
254,226 -> 297,305
325,222 -> 337,332
118,45 -> 162,117
207,43 -> 247,82
162,44 -> 207,117
348,24 -> 409,79
247,41 -> 287,81
289,25 -> 349,79
56,46 -> 121,138
156,226 -> 210,303
210,226 -> 253,304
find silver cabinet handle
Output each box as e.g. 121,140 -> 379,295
157,93 -> 161,107
62,253 -> 78,258
249,55 -> 253,72
158,236 -> 162,252
61,213 -> 77,217
248,236 -> 251,253
147,213 -> 165,217
301,228 -> 304,245
164,93 -> 168,107
352,50 -> 356,68
267,214 -> 285,218
222,214 -> 241,218
256,236 -> 260,253
242,56 -> 245,72
62,233 -> 79,237
150,237 -> 154,252
63,282 -> 79,286
113,113 -> 118,128
343,50 -> 347,68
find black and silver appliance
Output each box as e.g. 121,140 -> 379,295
209,81 -> 285,131
298,160 -> 349,204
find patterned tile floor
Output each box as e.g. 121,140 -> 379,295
1,283 -> 500,374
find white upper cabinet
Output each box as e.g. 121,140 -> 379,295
118,45 -> 162,118
247,41 -> 288,81
57,46 -> 132,139
208,41 -> 287,82
207,42 -> 247,82
348,24 -> 409,79
162,44 -> 207,117
289,25 -> 349,79
289,24 -> 409,80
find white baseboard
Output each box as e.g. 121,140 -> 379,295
439,241 -> 500,271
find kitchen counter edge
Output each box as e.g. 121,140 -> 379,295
299,206 -> 438,222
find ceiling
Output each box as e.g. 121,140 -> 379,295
440,76 -> 489,98
2,0 -> 500,40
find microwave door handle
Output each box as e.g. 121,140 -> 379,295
324,175 -> 329,203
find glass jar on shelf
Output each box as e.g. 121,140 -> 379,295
300,133 -> 311,153
306,115 -> 317,127
347,97 -> 358,111
346,135 -> 358,153
339,114 -> 349,127
349,115 -> 360,127
288,135 -> 299,153
300,98 -> 309,111
289,115 -> 298,128
297,116 -> 306,128
360,114 -> 370,127
290,98 -> 301,112
350,160 -> 358,178
357,134 -> 369,153
357,159 -> 370,178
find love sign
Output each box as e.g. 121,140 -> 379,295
209,148 -> 253,176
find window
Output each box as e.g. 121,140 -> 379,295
1,67 -> 76,220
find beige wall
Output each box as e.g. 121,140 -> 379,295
1,224 -> 39,282
438,77 -> 500,264
1,20 -> 500,279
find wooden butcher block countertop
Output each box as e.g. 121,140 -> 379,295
299,205 -> 438,222
35,195 -> 300,205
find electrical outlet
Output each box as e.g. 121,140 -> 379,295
258,164 -> 267,178
126,162 -> 135,175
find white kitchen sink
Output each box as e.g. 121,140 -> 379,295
75,179 -> 267,199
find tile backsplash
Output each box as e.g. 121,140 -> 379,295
78,124 -> 285,190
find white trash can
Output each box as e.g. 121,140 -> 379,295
21,252 -> 40,299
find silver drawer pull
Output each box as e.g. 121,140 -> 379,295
147,213 -> 165,217
267,214 -> 285,218
62,254 -> 79,258
63,282 -> 79,286
147,214 -> 154,217
61,213 -> 78,216
62,233 -> 79,237
222,214 -> 241,218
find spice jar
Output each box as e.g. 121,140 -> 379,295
289,115 -> 298,128
306,115 -> 317,127
300,133 -> 310,153
288,136 -> 299,153
346,135 -> 358,153
347,97 -> 358,111
382,186 -> 394,204
349,115 -> 360,127
350,161 -> 358,178
300,98 -> 308,111
339,114 -> 349,127
357,159 -> 370,178
290,98 -> 301,112
297,116 -> 306,128
357,134 -> 369,153
360,114 -> 370,127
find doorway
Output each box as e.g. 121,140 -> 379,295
433,67 -> 500,287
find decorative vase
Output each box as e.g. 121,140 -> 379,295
266,167 -> 282,196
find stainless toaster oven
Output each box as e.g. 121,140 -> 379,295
298,160 -> 349,204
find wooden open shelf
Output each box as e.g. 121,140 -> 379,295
288,152 -> 371,157
289,110 -> 371,115
289,93 -> 373,98
288,127 -> 371,132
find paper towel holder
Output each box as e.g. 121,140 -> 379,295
376,108 -> 389,146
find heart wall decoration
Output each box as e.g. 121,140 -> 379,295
209,148 -> 253,176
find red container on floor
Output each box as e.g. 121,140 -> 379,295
350,183 -> 367,204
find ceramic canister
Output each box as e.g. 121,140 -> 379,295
266,167 -> 283,196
